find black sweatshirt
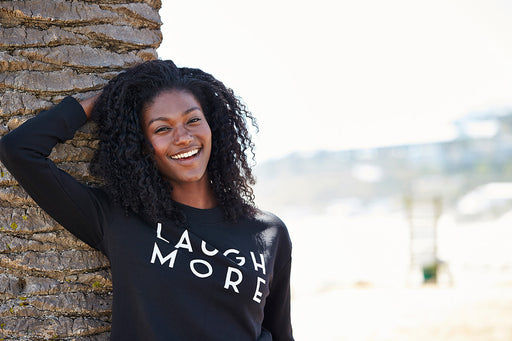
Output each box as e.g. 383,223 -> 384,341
0,97 -> 294,341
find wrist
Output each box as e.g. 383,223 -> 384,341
79,92 -> 101,119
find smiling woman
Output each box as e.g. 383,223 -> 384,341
142,90 -> 215,208
0,60 -> 294,340
88,60 -> 258,226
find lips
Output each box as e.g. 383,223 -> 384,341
170,148 -> 200,160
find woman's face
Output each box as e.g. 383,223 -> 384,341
142,89 -> 212,189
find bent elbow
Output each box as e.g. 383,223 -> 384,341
0,131 -> 22,168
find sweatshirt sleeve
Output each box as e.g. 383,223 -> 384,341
262,254 -> 294,340
0,96 -> 108,251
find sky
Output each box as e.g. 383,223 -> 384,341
157,0 -> 512,161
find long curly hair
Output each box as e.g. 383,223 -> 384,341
89,60 -> 258,226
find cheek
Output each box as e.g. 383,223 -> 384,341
149,139 -> 168,159
203,123 -> 212,145
204,131 -> 213,155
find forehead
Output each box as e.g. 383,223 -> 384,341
143,90 -> 203,122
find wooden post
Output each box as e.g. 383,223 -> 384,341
0,1 -> 162,338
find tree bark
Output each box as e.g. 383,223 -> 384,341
0,1 -> 162,339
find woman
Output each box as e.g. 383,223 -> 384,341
0,60 -> 293,340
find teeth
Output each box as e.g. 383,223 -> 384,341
170,148 -> 199,160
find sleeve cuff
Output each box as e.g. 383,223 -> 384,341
56,96 -> 89,140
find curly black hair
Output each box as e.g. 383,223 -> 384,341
89,60 -> 258,226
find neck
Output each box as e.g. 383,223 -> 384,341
171,179 -> 218,209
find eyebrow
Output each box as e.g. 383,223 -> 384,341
146,107 -> 202,126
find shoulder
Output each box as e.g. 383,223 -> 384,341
253,209 -> 286,228
88,185 -> 117,216
250,209 -> 292,250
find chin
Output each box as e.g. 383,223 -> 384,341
168,172 -> 209,186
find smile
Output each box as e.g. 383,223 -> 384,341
170,148 -> 200,160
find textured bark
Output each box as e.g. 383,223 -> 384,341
0,0 -> 162,339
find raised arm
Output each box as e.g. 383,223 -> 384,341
0,96 -> 108,251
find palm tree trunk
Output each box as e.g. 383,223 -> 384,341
0,1 -> 162,339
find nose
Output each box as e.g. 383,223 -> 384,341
172,125 -> 193,145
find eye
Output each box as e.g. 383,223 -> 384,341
188,117 -> 201,124
154,126 -> 171,134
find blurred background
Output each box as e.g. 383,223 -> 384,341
158,1 -> 512,339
